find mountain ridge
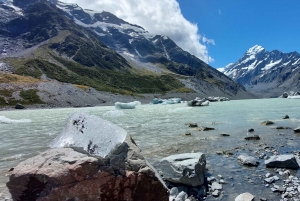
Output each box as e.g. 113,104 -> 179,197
220,45 -> 300,97
0,0 -> 255,108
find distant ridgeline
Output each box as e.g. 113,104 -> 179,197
0,0 -> 253,107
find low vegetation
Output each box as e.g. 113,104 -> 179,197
7,56 -> 189,95
0,89 -> 44,106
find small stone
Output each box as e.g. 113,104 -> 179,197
247,128 -> 255,132
260,198 -> 267,201
265,173 -> 273,178
298,186 -> 300,192
212,190 -> 219,197
271,187 -> 278,192
245,135 -> 260,140
220,133 -> 230,137
211,182 -> 222,190
219,179 -> 227,184
189,123 -> 198,128
207,176 -> 216,183
264,177 -> 275,184
185,131 -> 192,136
235,192 -> 254,201
198,126 -> 215,131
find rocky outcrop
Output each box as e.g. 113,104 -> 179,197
265,155 -> 300,169
159,153 -> 206,187
7,113 -> 169,201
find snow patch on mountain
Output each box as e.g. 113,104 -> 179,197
262,59 -> 282,71
0,0 -> 23,15
292,58 -> 300,65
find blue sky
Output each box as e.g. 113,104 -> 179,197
177,0 -> 300,68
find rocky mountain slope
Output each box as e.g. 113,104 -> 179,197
0,0 -> 254,108
220,45 -> 300,98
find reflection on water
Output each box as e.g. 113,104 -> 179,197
0,99 -> 300,200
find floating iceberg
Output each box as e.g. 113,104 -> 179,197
115,101 -> 141,109
187,99 -> 210,107
151,98 -> 181,105
51,112 -> 127,158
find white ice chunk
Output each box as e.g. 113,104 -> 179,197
50,112 -> 127,158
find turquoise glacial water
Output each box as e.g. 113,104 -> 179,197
0,98 -> 300,200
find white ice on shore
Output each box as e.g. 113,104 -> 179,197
50,112 -> 127,157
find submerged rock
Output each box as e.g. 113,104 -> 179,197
235,192 -> 254,201
7,113 -> 169,201
245,135 -> 260,140
274,126 -> 292,129
265,154 -> 300,169
198,126 -> 215,131
159,153 -> 206,187
237,155 -> 259,166
261,120 -> 275,125
220,133 -> 230,137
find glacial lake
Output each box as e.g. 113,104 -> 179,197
1,98 -> 300,200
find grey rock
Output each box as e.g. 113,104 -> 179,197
211,182 -> 222,190
294,127 -> 300,133
264,177 -> 275,183
14,103 -> 24,109
265,155 -> 300,169
159,152 -> 206,187
212,190 -> 220,197
261,120 -> 275,125
235,192 -> 255,201
238,155 -> 259,166
174,191 -> 188,201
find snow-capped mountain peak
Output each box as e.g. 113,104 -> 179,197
221,45 -> 300,97
246,45 -> 265,55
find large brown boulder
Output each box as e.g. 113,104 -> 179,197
7,113 -> 169,201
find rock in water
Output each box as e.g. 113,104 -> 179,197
7,113 -> 169,201
235,192 -> 254,201
294,127 -> 300,133
245,135 -> 260,140
265,154 -> 300,169
159,153 -> 206,187
261,120 -> 274,125
237,155 -> 259,166
50,112 -> 127,157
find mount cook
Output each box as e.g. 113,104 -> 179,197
220,45 -> 300,98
